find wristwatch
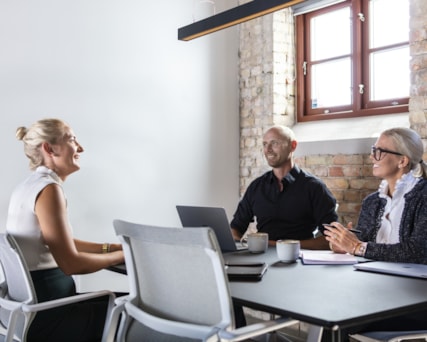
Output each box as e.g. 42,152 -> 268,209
355,242 -> 367,257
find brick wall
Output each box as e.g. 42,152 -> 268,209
238,0 -> 427,226
409,0 -> 427,136
295,154 -> 379,225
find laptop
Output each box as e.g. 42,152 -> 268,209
176,205 -> 247,253
354,261 -> 427,279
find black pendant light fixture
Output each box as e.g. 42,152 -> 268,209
178,0 -> 305,41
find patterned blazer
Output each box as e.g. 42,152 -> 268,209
357,179 -> 427,264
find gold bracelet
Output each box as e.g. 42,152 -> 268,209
102,243 -> 110,254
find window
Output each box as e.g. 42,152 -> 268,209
295,0 -> 409,122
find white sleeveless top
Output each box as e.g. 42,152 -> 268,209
6,166 -> 63,271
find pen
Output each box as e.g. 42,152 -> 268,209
322,224 -> 361,234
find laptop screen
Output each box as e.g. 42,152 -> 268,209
176,205 -> 244,253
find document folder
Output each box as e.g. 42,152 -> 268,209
225,262 -> 268,281
354,261 -> 427,279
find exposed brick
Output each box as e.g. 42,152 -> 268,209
238,0 -> 427,226
328,166 -> 344,177
323,178 -> 349,190
305,155 -> 333,166
362,165 -> 374,177
341,165 -> 363,177
349,179 -> 381,191
331,190 -> 344,202
338,202 -> 362,215
332,155 -> 364,165
343,189 -> 364,203
304,166 -> 327,177
294,156 -> 306,165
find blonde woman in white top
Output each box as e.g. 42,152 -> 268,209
6,118 -> 124,341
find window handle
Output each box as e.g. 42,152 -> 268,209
359,84 -> 365,94
358,13 -> 365,22
303,61 -> 307,76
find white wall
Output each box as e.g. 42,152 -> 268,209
0,0 -> 240,243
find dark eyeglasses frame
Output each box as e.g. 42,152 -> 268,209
371,146 -> 403,161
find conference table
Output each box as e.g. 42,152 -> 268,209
109,247 -> 427,342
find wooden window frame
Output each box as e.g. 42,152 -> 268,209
296,0 -> 409,122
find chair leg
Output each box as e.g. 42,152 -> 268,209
265,314 -> 302,342
306,325 -> 323,342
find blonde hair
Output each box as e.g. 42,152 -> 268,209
382,127 -> 427,179
16,118 -> 69,170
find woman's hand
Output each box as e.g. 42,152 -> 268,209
323,222 -> 360,254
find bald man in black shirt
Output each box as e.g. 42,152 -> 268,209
231,125 -> 337,250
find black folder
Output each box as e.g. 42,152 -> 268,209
225,262 -> 268,281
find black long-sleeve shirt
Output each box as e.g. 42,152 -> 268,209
231,166 -> 338,241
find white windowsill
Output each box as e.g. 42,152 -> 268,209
293,113 -> 409,156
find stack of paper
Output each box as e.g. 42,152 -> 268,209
300,250 -> 358,265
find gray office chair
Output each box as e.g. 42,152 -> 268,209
106,219 -> 298,342
349,330 -> 427,342
0,233 -> 115,342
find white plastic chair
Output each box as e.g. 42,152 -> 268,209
0,233 -> 115,342
104,219 -> 299,342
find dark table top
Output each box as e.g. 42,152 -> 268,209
223,247 -> 427,330
108,247 -> 427,332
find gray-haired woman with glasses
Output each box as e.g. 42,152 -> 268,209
324,127 -> 427,263
324,127 -> 427,334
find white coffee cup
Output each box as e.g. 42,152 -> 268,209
247,232 -> 269,253
276,239 -> 300,263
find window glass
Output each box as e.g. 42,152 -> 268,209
310,7 -> 351,60
368,0 -> 409,102
296,0 -> 409,121
370,46 -> 410,101
311,58 -> 352,108
370,0 -> 409,48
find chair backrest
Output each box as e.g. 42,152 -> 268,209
0,234 -> 36,304
113,220 -> 235,339
0,233 -> 37,340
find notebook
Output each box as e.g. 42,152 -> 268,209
301,250 -> 358,265
354,261 -> 427,279
176,205 -> 247,253
225,262 -> 268,281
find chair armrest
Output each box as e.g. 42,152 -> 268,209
114,294 -> 129,305
125,302 -> 220,340
0,301 -> 26,342
21,290 -> 115,313
0,297 -> 22,311
101,295 -> 129,342
218,317 -> 299,342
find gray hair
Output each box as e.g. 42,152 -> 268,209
382,127 -> 427,178
16,118 -> 69,170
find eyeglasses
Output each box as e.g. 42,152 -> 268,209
371,146 -> 403,161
